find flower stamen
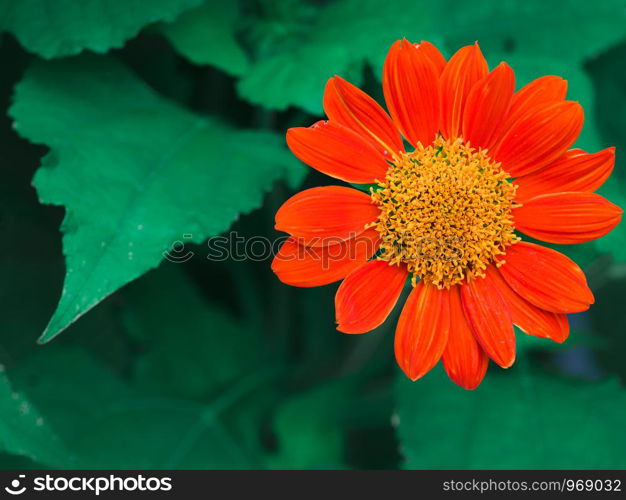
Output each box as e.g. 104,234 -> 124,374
370,136 -> 519,288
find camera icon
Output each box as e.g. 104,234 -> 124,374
5,475 -> 26,495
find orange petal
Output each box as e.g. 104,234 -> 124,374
383,39 -> 440,147
490,266 -> 569,343
271,229 -> 380,287
323,76 -> 404,158
394,282 -> 450,381
497,241 -> 594,314
501,75 -> 567,134
440,43 -> 488,140
460,269 -> 515,368
275,186 -> 379,246
515,147 -> 615,201
417,40 -> 446,74
514,192 -> 623,244
493,101 -> 583,177
442,286 -> 489,390
286,121 -> 389,183
462,62 -> 515,151
335,260 -> 408,334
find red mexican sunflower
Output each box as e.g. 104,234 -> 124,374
271,40 -> 622,390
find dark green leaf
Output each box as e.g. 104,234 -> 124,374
396,366 -> 626,468
267,380 -> 354,469
158,2 -> 249,76
436,0 -> 626,62
238,0 -> 437,113
0,368 -> 67,466
123,265 -> 260,400
10,346 -> 262,468
10,55 -> 301,341
0,0 -> 203,58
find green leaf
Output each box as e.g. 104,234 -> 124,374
237,0 -> 437,113
396,366 -> 626,469
158,1 -> 249,76
0,0 -> 203,58
9,55 -> 300,342
0,368 -> 67,466
10,347 -> 132,445
123,265 -> 260,400
436,0 -> 626,63
237,0 -> 626,114
10,346 -> 262,468
70,404 -> 254,469
267,380 -> 354,469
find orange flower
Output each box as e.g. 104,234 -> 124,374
271,40 -> 622,389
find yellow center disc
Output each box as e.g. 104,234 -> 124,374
371,137 -> 519,288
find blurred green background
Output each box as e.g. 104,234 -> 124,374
0,0 -> 625,469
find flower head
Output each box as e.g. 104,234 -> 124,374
272,40 -> 622,389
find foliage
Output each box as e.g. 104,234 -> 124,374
396,365 -> 626,469
157,2 -> 249,76
0,0 -> 202,58
10,55 -> 300,341
0,0 -> 624,470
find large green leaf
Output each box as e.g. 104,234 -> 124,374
10,55 -> 301,342
10,346 -> 262,468
237,0 -> 626,114
237,0 -> 437,113
0,0 -> 202,58
123,265 -> 260,400
158,1 -> 249,76
396,366 -> 626,469
0,369 -> 67,466
436,0 -> 626,62
267,380 -> 354,469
